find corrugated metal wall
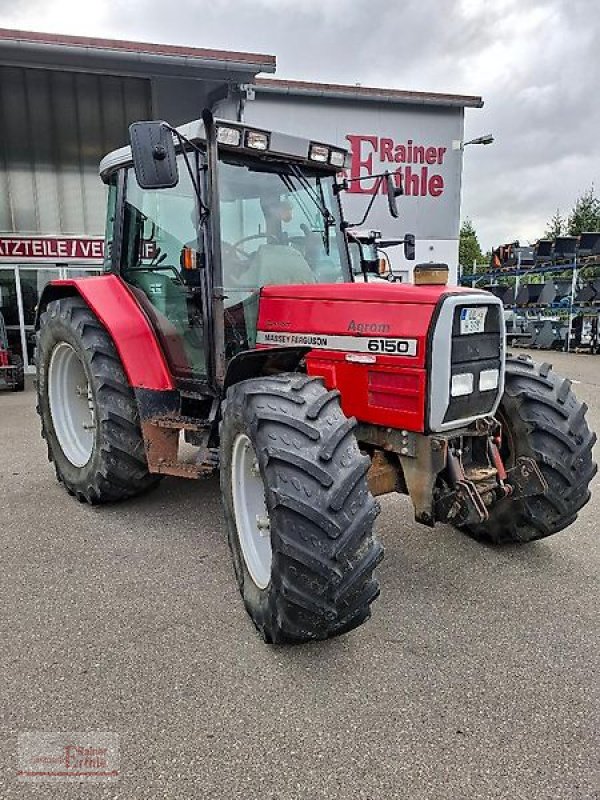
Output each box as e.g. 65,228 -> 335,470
0,67 -> 151,236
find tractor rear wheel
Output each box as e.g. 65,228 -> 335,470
220,373 -> 383,644
463,355 -> 597,544
36,297 -> 160,503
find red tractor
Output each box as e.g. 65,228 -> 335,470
35,112 -> 596,643
0,311 -> 24,392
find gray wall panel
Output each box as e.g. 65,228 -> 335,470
26,69 -> 62,233
0,66 -> 151,236
0,67 -> 38,231
52,70 -> 85,234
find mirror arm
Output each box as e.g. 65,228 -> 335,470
379,238 -> 409,248
341,171 -> 398,186
342,175 -> 383,229
162,124 -> 209,217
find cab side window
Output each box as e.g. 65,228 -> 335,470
120,151 -> 206,379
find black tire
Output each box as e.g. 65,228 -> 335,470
465,354 -> 597,544
220,373 -> 383,644
10,355 -> 24,391
36,297 -> 161,503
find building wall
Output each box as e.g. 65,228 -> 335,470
239,92 -> 465,281
0,66 -> 152,237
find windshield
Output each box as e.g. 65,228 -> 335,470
218,156 -> 349,292
217,156 -> 350,355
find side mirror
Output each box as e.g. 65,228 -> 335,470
385,171 -> 402,219
129,121 -> 179,190
404,233 -> 416,261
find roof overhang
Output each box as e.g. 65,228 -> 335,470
0,28 -> 276,83
252,77 -> 483,109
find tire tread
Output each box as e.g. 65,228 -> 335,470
466,357 -> 596,544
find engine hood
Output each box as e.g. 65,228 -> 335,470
260,282 -> 487,305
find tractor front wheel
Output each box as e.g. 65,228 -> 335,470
36,297 -> 160,503
464,355 -> 597,544
220,373 -> 383,644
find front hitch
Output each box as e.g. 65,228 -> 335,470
357,420 -> 548,529
505,457 -> 548,498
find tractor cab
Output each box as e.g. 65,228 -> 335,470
100,115 -> 358,391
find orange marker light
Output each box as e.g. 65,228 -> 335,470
182,247 -> 196,270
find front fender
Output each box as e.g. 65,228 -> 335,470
36,275 -> 175,391
223,346 -> 310,391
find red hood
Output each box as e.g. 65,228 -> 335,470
256,280 -> 497,433
260,282 -> 488,305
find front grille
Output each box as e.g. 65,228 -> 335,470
444,304 -> 502,424
428,295 -> 505,433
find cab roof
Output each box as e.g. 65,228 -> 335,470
98,117 -> 350,182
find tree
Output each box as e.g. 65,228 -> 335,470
567,186 -> 600,235
544,209 -> 566,239
459,219 -> 484,274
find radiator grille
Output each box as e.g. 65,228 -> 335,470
443,304 -> 502,424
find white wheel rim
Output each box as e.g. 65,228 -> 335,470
231,433 -> 272,589
48,342 -> 95,468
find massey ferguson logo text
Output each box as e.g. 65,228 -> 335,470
256,330 -> 417,357
346,134 -> 447,198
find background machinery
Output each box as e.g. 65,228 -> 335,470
0,311 -> 24,392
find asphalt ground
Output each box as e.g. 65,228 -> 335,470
0,349 -> 599,799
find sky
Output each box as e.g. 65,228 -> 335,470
1,0 -> 599,250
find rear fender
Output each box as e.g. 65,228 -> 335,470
36,274 -> 175,391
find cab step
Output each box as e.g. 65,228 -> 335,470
153,415 -> 210,432
141,415 -> 216,478
152,452 -> 219,478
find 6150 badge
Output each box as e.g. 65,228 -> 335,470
367,338 -> 417,356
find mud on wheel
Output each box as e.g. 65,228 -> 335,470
465,354 -> 597,544
220,373 -> 383,644
36,296 -> 160,503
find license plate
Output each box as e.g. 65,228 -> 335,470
460,307 -> 488,335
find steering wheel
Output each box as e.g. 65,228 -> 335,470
225,233 -> 277,260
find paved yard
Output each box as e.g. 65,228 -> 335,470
0,350 -> 599,799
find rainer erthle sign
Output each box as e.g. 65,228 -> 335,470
346,134 -> 447,197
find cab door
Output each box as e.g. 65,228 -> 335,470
119,152 -> 207,382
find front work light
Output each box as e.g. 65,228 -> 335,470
451,373 -> 474,397
309,143 -> 329,163
245,130 -> 269,150
216,126 -> 242,146
329,150 -> 346,168
479,369 -> 499,392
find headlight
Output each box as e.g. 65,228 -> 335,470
451,373 -> 474,397
216,126 -> 241,146
309,143 -> 329,162
245,130 -> 269,150
479,368 -> 499,392
329,150 -> 346,168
